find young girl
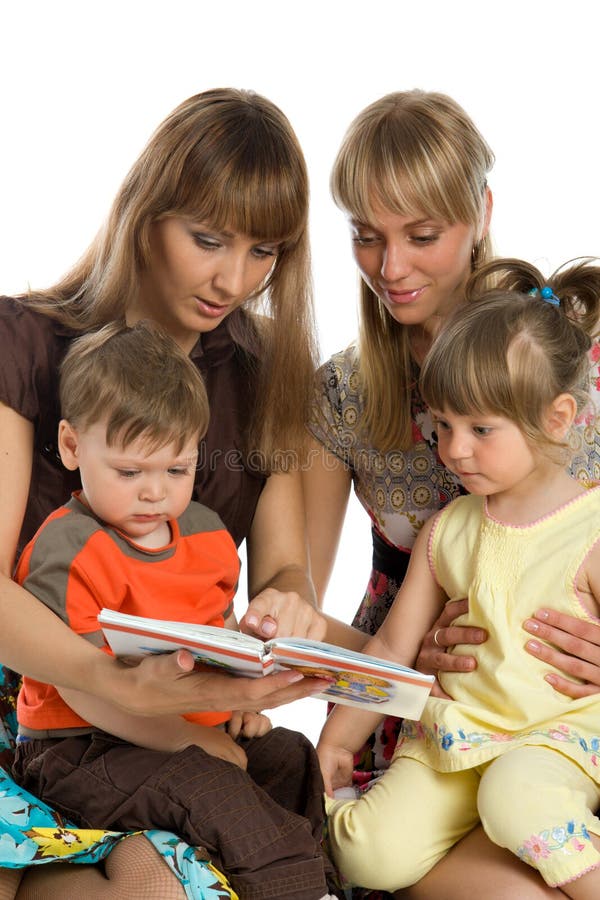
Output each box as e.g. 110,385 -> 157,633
317,256 -> 600,897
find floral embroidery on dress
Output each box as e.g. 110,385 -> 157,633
518,821 -> 592,865
400,720 -> 600,765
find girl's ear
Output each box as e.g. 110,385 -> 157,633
544,393 -> 577,441
58,419 -> 81,471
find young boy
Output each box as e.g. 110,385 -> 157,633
12,322 -> 338,900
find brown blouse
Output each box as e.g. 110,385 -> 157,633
0,297 -> 266,555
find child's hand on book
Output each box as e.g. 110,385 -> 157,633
227,710 -> 272,740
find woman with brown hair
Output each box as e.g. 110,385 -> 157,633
0,87 -> 344,899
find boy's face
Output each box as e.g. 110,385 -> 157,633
58,419 -> 198,544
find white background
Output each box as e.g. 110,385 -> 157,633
1,0 -> 598,742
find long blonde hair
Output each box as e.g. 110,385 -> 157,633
331,90 -> 494,451
23,88 -> 317,465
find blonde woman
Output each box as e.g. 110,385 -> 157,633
305,90 -> 600,899
0,88 -> 345,899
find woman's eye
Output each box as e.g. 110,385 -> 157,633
473,426 -> 492,436
192,232 -> 221,250
352,235 -> 379,247
252,245 -> 279,259
410,233 -> 439,245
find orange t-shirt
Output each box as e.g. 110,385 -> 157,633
16,493 -> 239,732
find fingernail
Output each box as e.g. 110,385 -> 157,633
535,609 -> 549,621
245,614 -> 258,627
526,640 -> 541,651
261,622 -> 276,637
287,672 -> 304,683
524,619 -> 539,632
545,674 -> 558,685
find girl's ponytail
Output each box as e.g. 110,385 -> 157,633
467,257 -> 600,337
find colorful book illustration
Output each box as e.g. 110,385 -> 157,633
98,609 -> 435,720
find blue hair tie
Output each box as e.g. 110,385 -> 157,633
528,286 -> 560,307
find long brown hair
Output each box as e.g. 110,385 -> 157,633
331,90 -> 494,451
22,89 -> 318,465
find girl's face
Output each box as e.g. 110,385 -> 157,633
350,204 -> 480,336
131,217 -> 280,353
432,408 -> 541,499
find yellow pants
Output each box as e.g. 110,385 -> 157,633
326,746 -> 600,891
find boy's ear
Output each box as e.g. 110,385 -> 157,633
58,419 -> 80,471
545,393 -> 577,440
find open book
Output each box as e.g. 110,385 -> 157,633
98,609 -> 434,720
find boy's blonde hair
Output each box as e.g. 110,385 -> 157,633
60,321 -> 209,453
331,89 -> 494,451
420,257 -> 600,454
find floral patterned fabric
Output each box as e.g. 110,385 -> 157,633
0,664 -> 237,899
309,345 -> 462,553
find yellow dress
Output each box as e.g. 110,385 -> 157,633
398,488 -> 600,782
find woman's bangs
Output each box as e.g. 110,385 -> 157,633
176,146 -> 306,245
379,148 -> 478,226
338,140 -> 473,228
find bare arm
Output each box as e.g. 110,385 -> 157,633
57,682 -> 247,766
0,403 -> 113,684
240,468 -> 320,639
317,518 -> 445,793
303,438 -> 353,605
241,467 -> 363,648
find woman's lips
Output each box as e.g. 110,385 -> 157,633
384,286 -> 426,305
195,297 -> 230,318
